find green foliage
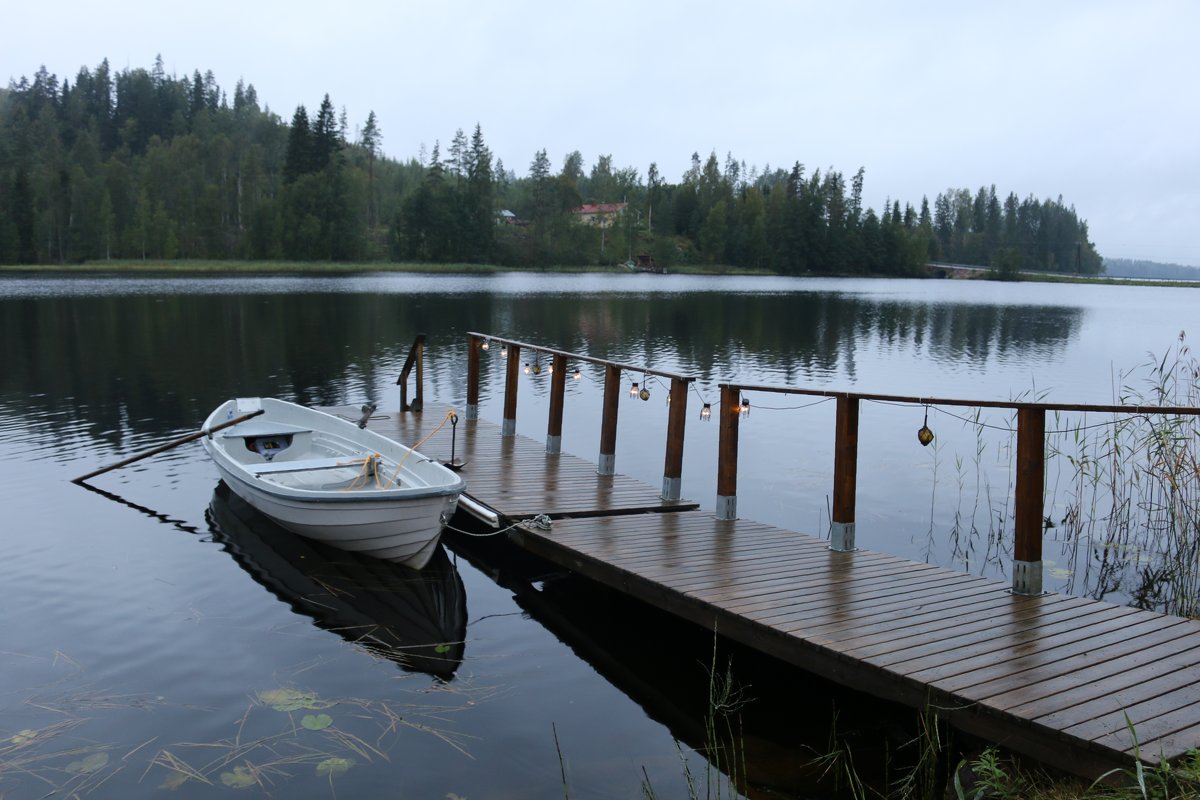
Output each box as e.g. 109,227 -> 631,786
935,185 -> 1101,274
0,58 -> 1103,272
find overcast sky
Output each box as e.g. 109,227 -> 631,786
6,1 -> 1198,265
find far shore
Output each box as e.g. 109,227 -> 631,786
1,259 -> 1196,288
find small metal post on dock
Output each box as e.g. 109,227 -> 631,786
546,353 -> 567,454
1013,407 -> 1046,595
466,334 -> 481,421
830,395 -> 859,551
502,343 -> 520,437
661,377 -> 689,500
598,364 -> 621,475
716,384 -> 740,519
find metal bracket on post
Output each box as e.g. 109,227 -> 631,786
466,404 -> 479,421
546,434 -> 562,455
1012,560 -> 1044,596
830,521 -> 857,552
661,476 -> 681,502
597,453 -> 615,476
715,494 -> 737,521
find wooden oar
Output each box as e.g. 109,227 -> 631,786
72,408 -> 264,485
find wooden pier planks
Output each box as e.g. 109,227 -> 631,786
324,406 -> 1200,779
325,406 -> 697,522
511,511 -> 1200,778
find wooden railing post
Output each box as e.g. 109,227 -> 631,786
415,338 -> 424,410
1013,407 -> 1046,595
831,395 -> 859,551
662,377 -> 689,500
466,334 -> 481,421
502,344 -> 520,437
547,353 -> 568,454
397,333 -> 427,413
598,364 -> 621,475
716,384 -> 740,520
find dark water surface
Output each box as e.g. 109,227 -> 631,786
0,272 -> 1194,797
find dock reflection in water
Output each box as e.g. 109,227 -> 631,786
206,482 -> 467,680
445,528 -> 919,797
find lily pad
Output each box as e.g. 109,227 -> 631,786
301,713 -> 333,731
9,729 -> 38,746
159,770 -> 191,790
316,756 -> 354,777
66,752 -> 109,774
220,766 -> 257,788
257,688 -> 329,712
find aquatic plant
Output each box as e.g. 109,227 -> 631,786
1045,333 -> 1200,615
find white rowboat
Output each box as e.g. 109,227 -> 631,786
202,398 -> 465,569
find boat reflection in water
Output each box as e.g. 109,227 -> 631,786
207,482 -> 467,680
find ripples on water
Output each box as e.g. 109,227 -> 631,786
1,274 -> 1196,797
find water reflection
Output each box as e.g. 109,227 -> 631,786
0,280 -> 1084,443
207,483 -> 467,679
445,529 -> 924,797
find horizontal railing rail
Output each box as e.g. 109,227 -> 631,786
465,332 -> 696,500
716,382 -> 1200,595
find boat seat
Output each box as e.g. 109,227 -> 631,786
248,455 -> 375,476
221,422 -> 312,438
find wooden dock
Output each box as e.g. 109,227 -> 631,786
327,403 -> 1200,780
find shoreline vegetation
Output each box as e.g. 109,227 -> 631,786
2,259 -> 1198,288
2,58 -> 1099,277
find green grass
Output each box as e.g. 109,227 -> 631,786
0,259 -> 540,274
4,259 -> 1195,285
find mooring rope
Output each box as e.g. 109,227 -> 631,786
385,408 -> 458,488
442,513 -> 553,537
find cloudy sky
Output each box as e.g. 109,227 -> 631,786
6,1 -> 1198,265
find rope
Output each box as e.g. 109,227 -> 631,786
386,409 -> 458,488
343,454 -> 384,491
442,513 -> 553,537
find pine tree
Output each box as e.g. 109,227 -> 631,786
283,105 -> 311,183
361,111 -> 381,226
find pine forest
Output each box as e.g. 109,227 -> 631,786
0,59 -> 1103,274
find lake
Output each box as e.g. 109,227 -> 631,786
1,272 -> 1196,797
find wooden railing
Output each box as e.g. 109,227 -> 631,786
396,333 -> 426,412
466,332 -> 696,500
716,383 -> 1200,595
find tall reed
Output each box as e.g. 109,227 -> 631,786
1046,333 -> 1200,615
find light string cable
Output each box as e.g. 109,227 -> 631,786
867,398 -> 1137,435
739,393 -> 837,412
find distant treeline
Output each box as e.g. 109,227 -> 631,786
0,58 -> 1102,274
1103,258 -> 1200,281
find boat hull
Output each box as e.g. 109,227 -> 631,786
202,398 -> 464,569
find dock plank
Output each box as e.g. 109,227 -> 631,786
323,406 -> 1200,778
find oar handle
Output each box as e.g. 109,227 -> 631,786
72,408 -> 265,485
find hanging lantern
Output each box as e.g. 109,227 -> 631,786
740,399 -> 751,416
573,368 -> 582,381
917,407 -> 935,446
481,338 -> 490,351
629,381 -> 639,398
523,362 -> 531,375
546,363 -> 554,375
700,403 -> 712,421
500,345 -> 508,359
639,387 -> 651,401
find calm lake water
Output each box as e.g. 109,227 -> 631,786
1,272 -> 1195,797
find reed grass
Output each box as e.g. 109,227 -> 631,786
1045,333 -> 1200,616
